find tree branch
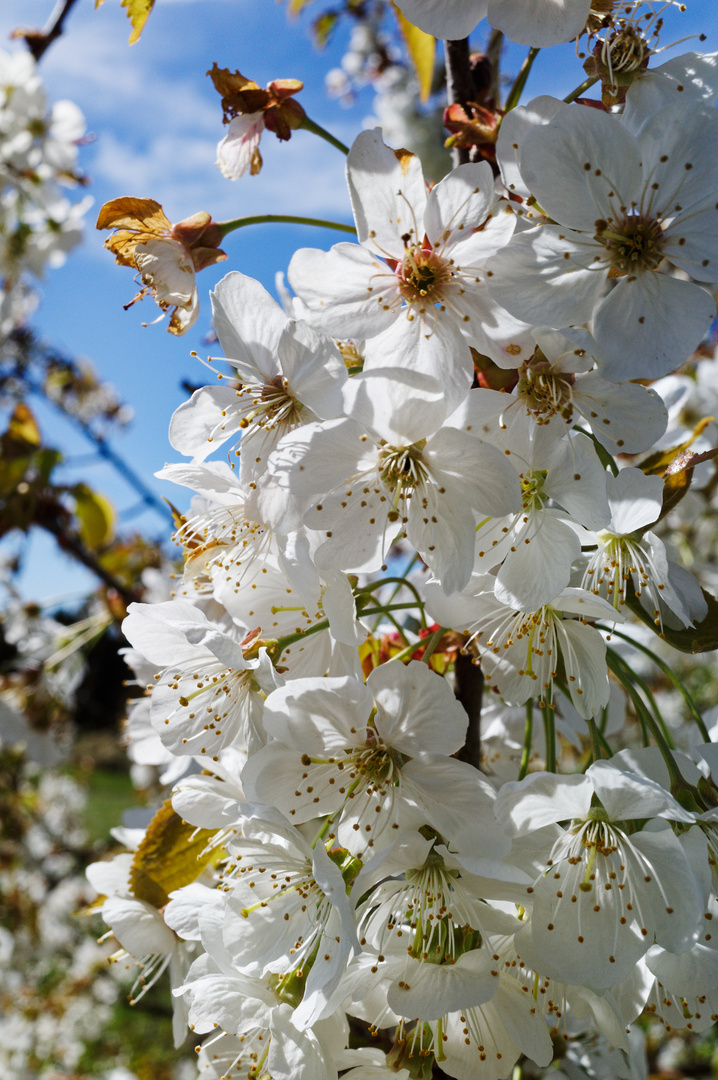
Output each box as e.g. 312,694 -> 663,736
454,651 -> 483,769
18,0 -> 82,63
444,38 -> 474,167
41,516 -> 141,612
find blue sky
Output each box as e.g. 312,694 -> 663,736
1,0 -> 716,602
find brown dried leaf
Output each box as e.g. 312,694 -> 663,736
96,197 -> 171,235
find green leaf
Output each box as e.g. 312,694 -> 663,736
72,484 -> 116,549
391,1 -> 436,102
312,11 -> 338,47
129,800 -> 220,909
624,579 -> 718,654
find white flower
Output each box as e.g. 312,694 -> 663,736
169,271 -> 346,498
511,328 -> 668,454
122,600 -> 281,758
272,369 -> 521,593
426,574 -> 620,718
221,803 -> 360,1029
488,101 -> 718,379
495,764 -> 703,990
242,660 -> 509,857
450,394 -> 610,610
289,129 -> 529,412
392,0 -> 591,46
580,467 -> 705,628
157,460 -> 274,590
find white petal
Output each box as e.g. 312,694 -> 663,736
520,104 -> 641,229
392,0 -> 488,39
288,243 -> 398,339
368,659 -> 468,756
168,384 -> 242,461
494,512 -> 580,611
593,273 -> 716,381
347,129 -> 426,258
424,161 -> 495,245
495,772 -> 593,834
387,951 -> 498,1019
488,0 -> 590,46
487,226 -> 605,328
211,271 -> 286,376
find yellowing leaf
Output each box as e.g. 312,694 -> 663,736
72,484 -> 116,549
121,0 -> 155,43
288,0 -> 314,14
391,2 -> 436,102
7,403 -> 41,448
129,800 -> 221,909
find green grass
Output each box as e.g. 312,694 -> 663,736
77,766 -> 142,845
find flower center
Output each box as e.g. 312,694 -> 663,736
517,356 -> 575,424
397,245 -> 452,304
519,470 -> 548,511
377,442 -> 428,492
583,532 -> 666,619
237,375 -> 302,433
594,214 -> 665,275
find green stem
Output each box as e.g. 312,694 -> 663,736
518,700 -> 533,781
216,214 -> 356,238
599,625 -> 709,741
607,649 -> 650,746
369,555 -> 424,633
542,703 -> 556,773
606,649 -> 685,789
271,617 -> 330,659
420,626 -> 445,665
358,575 -> 427,629
361,601 -> 425,617
379,625 -> 444,666
596,727 -> 614,759
504,47 -> 541,112
563,74 -> 599,104
607,647 -> 675,749
300,116 -> 350,155
384,612 -> 410,646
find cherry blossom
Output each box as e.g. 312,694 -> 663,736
488,101 -> 718,379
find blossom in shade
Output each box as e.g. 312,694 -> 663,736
488,101 -> 718,379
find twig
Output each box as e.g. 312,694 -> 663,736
454,652 -> 483,769
444,38 -> 474,167
25,377 -> 175,528
20,0 -> 81,62
42,517 -> 141,611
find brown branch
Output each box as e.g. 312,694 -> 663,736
16,0 -> 82,63
41,516 -> 141,612
454,651 -> 483,770
444,38 -> 474,167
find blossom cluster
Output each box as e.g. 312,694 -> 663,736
0,46 -> 90,339
91,6 -> 718,1080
